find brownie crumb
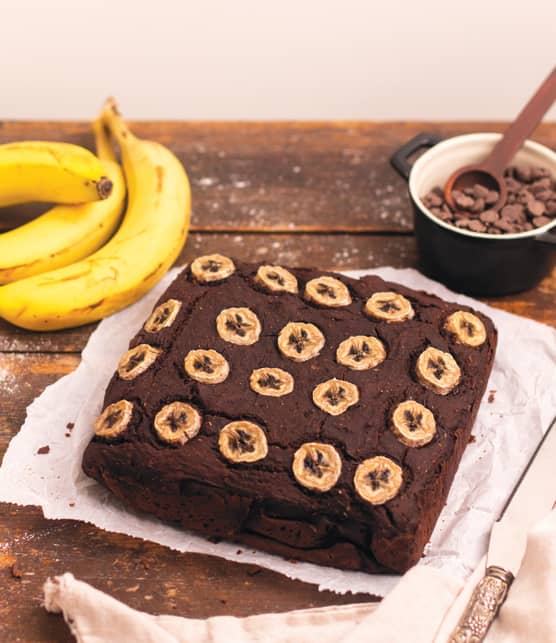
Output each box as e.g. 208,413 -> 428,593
66,422 -> 75,431
236,549 -> 242,555
37,445 -> 50,455
69,502 -> 75,507
468,434 -> 476,444
488,390 -> 496,404
10,563 -> 22,579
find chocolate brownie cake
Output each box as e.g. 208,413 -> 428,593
82,256 -> 497,574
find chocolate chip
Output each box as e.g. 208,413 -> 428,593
530,178 -> 551,193
500,204 -> 525,223
431,205 -> 453,221
495,219 -> 517,233
527,200 -> 546,217
473,184 -> 490,199
470,198 -> 485,213
452,191 -> 475,210
435,208 -> 453,221
517,189 -> 534,205
467,220 -> 487,233
479,209 -> 499,224
455,218 -> 472,228
424,192 -> 443,207
532,216 -> 551,228
485,190 -> 500,205
534,190 -> 555,203
505,177 -> 522,193
515,166 -> 533,182
531,166 -> 551,181
546,201 -> 556,216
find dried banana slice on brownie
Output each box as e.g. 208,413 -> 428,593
249,367 -> 294,397
416,347 -> 461,395
154,402 -> 202,445
255,265 -> 298,294
444,311 -> 487,347
292,443 -> 342,492
219,421 -> 268,463
365,292 -> 414,322
144,299 -> 182,333
277,322 -> 325,362
216,307 -> 261,345
191,254 -> 235,283
354,456 -> 403,505
184,349 -> 230,384
94,400 -> 134,440
336,335 -> 387,370
312,378 -> 359,415
391,400 -> 436,447
117,344 -> 162,380
305,276 -> 352,307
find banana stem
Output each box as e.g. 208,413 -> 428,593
100,97 -> 136,148
93,118 -> 117,163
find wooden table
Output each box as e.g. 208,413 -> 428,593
1,121 -> 554,642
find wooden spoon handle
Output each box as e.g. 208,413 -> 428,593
482,66 -> 556,175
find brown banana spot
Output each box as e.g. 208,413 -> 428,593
155,166 -> 164,193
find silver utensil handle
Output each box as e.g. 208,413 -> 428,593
448,566 -> 514,643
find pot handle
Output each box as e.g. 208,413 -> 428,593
390,132 -> 442,180
535,225 -> 556,245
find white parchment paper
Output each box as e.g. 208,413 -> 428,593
1,267 -> 555,597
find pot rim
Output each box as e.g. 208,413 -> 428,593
409,132 -> 556,241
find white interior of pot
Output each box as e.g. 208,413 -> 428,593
409,133 -> 556,240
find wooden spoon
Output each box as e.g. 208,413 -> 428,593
445,66 -> 556,211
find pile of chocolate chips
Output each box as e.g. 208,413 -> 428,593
422,165 -> 556,234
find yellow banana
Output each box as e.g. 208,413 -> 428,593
0,141 -> 112,207
0,122 -> 126,284
0,100 -> 191,331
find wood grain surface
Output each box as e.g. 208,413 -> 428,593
0,121 -> 554,643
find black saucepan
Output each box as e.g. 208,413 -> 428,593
390,132 -> 556,296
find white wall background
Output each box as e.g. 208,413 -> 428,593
2,0 -> 555,121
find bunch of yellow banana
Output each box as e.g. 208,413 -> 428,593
0,99 -> 191,330
0,124 -> 125,284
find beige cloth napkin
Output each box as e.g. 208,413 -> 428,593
44,510 -> 556,643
